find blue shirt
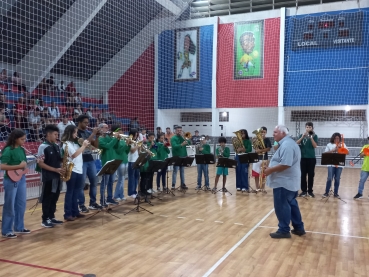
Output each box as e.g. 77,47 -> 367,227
267,136 -> 301,192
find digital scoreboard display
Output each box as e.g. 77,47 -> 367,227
292,12 -> 363,50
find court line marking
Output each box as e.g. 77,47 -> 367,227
234,223 -> 244,226
196,219 -> 204,221
202,208 -> 275,277
258,225 -> 369,240
177,216 -> 186,219
0,258 -> 85,276
214,221 -> 223,223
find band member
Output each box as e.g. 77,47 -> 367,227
128,129 -> 140,198
323,133 -> 348,198
76,115 -> 102,212
353,138 -> 369,199
37,125 -> 64,228
114,128 -> 131,201
235,129 -> 252,192
252,127 -> 272,191
61,125 -> 89,221
296,122 -> 318,197
156,133 -> 170,191
140,132 -> 158,194
98,124 -> 120,206
212,137 -> 230,192
170,125 -> 191,190
196,137 -> 211,190
265,125 -> 305,239
1,129 -> 30,238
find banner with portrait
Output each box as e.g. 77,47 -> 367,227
174,27 -> 199,82
234,21 -> 264,79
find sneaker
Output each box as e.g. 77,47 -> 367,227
308,192 -> 315,198
115,198 -> 122,202
89,203 -> 102,210
79,205 -> 89,213
242,188 -> 246,192
147,189 -> 153,194
130,194 -> 137,199
212,187 -> 217,192
291,229 -> 306,236
157,187 -> 162,192
50,218 -> 63,225
195,186 -> 201,190
334,194 -> 341,199
269,232 -> 291,239
121,197 -> 127,201
41,219 -> 54,228
163,186 -> 167,191
354,193 -> 363,199
236,188 -> 241,191
322,193 -> 329,198
299,192 -> 307,197
2,233 -> 17,239
181,184 -> 188,189
152,188 -> 157,193
172,184 -> 176,189
206,186 -> 211,190
106,199 -> 119,205
14,229 -> 31,234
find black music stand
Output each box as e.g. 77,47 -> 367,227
214,158 -> 237,195
163,156 -> 180,196
174,156 -> 195,194
146,160 -> 167,200
195,154 -> 215,193
125,153 -> 154,215
321,153 -> 347,204
86,159 -> 122,221
238,153 -> 259,193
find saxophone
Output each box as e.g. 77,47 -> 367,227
60,142 -> 74,182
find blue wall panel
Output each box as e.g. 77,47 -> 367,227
158,25 -> 213,109
284,9 -> 369,106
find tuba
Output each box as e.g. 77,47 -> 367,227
232,130 -> 244,154
60,143 -> 74,182
252,128 -> 266,153
252,128 -> 267,193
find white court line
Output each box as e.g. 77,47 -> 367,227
258,225 -> 369,240
196,219 -> 204,221
177,217 -> 186,219
202,208 -> 275,277
234,223 -> 244,226
214,221 -> 223,224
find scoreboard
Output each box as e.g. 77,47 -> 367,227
292,11 -> 363,50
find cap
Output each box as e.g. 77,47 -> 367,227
174,125 -> 182,129
195,130 -> 199,132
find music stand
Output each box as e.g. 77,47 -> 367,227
237,153 -> 259,193
195,154 -> 215,193
320,153 -> 347,204
174,156 -> 195,193
214,158 -> 237,195
163,156 -> 180,196
125,153 -> 154,215
146,160 -> 167,200
86,159 -> 122,221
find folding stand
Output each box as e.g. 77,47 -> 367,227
163,156 -> 180,196
29,180 -> 43,215
320,153 -> 347,204
173,156 -> 195,194
238,153 -> 259,193
124,153 -> 154,215
86,159 -> 122,221
147,160 -> 167,200
213,158 -> 237,195
195,154 -> 215,193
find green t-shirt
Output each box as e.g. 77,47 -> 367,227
199,143 -> 211,154
216,146 -> 230,158
116,140 -> 130,164
171,135 -> 190,157
243,139 -> 252,153
156,142 -> 170,160
298,134 -> 318,158
361,144 -> 369,172
98,136 -> 120,166
140,141 -> 159,172
1,146 -> 27,179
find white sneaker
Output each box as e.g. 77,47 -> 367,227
152,188 -> 157,193
147,189 -> 153,194
121,197 -> 127,201
157,187 -> 162,192
130,194 -> 137,199
242,188 -> 246,192
237,188 -> 241,191
115,198 -> 122,201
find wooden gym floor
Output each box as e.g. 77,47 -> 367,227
0,166 -> 369,277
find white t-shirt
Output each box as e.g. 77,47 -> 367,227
57,121 -> 75,139
63,141 -> 83,174
324,143 -> 347,168
128,148 -> 139,163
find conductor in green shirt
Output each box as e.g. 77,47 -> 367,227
170,125 -> 191,190
296,122 -> 318,198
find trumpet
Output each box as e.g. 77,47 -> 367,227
307,131 -> 315,138
140,143 -> 155,157
77,137 -> 101,155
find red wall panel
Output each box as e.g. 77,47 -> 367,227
108,44 -> 155,131
217,18 -> 280,108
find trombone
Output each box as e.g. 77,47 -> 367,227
182,131 -> 192,145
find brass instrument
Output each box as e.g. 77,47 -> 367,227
218,145 -> 225,157
196,136 -> 205,154
307,131 -> 315,138
232,130 -> 244,154
60,143 -> 74,182
140,142 -> 155,157
182,131 -> 192,145
252,128 -> 267,193
337,134 -> 349,155
77,137 -> 101,155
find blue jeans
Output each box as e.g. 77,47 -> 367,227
128,162 -> 140,196
114,163 -> 128,199
64,171 -> 84,219
78,160 -> 97,206
235,155 -> 249,189
1,176 -> 26,235
197,164 -> 209,187
325,166 -> 343,194
172,166 -> 185,186
156,166 -> 167,188
100,172 -> 116,204
273,187 -> 304,233
358,170 -> 369,194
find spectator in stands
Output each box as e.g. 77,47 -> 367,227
27,98 -> 38,113
58,80 -> 66,94
28,108 -> 42,142
12,72 -> 27,93
109,110 -> 118,124
37,78 -> 48,96
38,100 -> 47,118
66,81 -> 76,94
57,115 -> 75,139
92,106 -> 101,124
75,93 -> 82,106
48,101 -> 60,119
139,128 -> 147,142
14,97 -> 27,129
205,135 -> 211,144
101,110 -> 112,125
130,117 -> 139,131
165,127 -> 174,145
69,92 -> 77,107
85,105 -> 96,127
74,104 -> 83,116
0,69 -> 10,87
46,76 -> 56,95
0,106 -> 11,141
156,127 -> 162,140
